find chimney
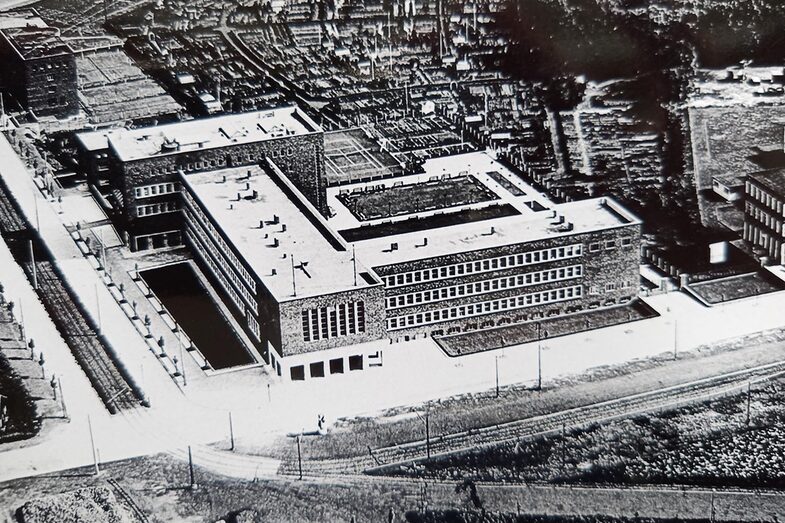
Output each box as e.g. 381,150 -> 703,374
271,268 -> 277,276
221,175 -> 226,183
282,223 -> 287,232
273,214 -> 279,224
246,181 -> 250,190
236,192 -> 241,201
391,242 -> 398,251
273,238 -> 279,247
259,220 -> 264,229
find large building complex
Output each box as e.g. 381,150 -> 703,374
0,25 -> 78,118
743,169 -> 785,265
77,106 -> 643,381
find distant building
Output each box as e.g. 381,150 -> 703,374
0,26 -> 78,118
743,169 -> 785,264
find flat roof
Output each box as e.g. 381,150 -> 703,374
1,27 -> 72,59
749,168 -> 785,196
327,152 -> 641,267
350,197 -> 640,268
106,106 -> 322,163
181,165 -> 377,301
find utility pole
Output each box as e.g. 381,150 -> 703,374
188,445 -> 196,488
296,435 -> 303,480
494,355 -> 499,398
425,407 -> 431,459
58,377 -> 68,419
673,318 -> 678,360
229,411 -> 235,451
536,322 -> 543,391
745,381 -> 751,426
95,282 -> 102,335
352,244 -> 358,287
291,254 -> 297,297
178,330 -> 186,386
87,415 -> 99,475
29,240 -> 37,290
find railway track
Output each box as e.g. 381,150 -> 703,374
278,357 -> 785,477
0,173 -> 142,413
107,478 -> 150,523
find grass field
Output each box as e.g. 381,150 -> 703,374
336,176 -> 497,221
393,376 -> 785,490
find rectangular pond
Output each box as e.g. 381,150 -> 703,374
141,262 -> 255,370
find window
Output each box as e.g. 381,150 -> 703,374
605,240 -> 617,250
310,362 -> 325,378
290,365 -> 305,381
589,242 -> 600,252
621,237 -> 632,247
330,358 -> 344,374
349,355 -> 363,371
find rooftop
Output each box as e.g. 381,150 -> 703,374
106,106 -> 321,163
749,168 -> 785,196
0,27 -> 72,60
350,197 -> 641,268
327,152 -> 640,267
181,165 -> 378,302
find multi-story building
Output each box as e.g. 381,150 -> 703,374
76,106 -> 328,250
179,162 -> 386,377
328,152 -> 641,342
0,26 -> 78,118
743,169 -> 785,265
78,106 -> 642,381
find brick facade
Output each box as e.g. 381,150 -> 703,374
109,132 -> 327,249
0,29 -> 78,118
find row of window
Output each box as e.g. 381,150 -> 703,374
185,229 -> 246,315
136,201 -> 178,217
183,190 -> 257,295
386,264 -> 583,309
184,210 -> 256,308
747,181 -> 785,215
746,201 -> 784,236
588,237 -> 633,252
382,244 -> 583,289
301,301 -> 366,342
134,182 -> 179,200
387,285 -> 583,330
246,310 -> 260,340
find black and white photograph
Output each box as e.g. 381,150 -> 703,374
1,0 -> 785,521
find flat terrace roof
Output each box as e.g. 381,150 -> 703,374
350,197 -> 641,268
106,106 -> 322,163
328,151 -> 640,268
181,165 -> 378,302
0,27 -> 72,60
749,168 -> 785,197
